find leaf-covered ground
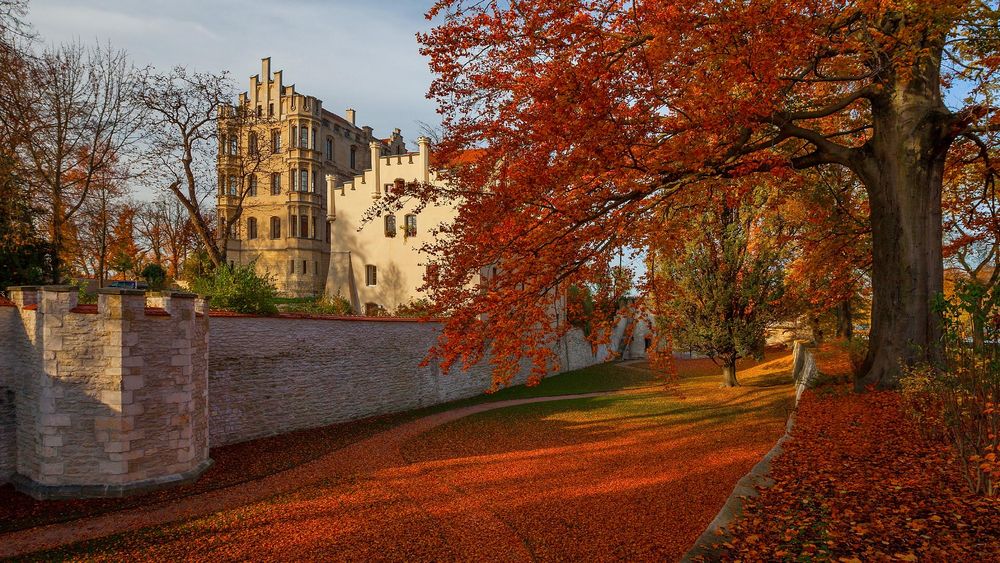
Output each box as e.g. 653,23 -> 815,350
720,343 -> 1000,560
9,352 -> 795,561
0,362 -> 655,534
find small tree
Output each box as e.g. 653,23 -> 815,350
655,186 -> 787,387
140,263 -> 167,290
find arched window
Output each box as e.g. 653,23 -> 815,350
269,216 -> 281,239
247,217 -> 258,240
384,214 -> 397,237
271,172 -> 281,195
404,214 -> 417,237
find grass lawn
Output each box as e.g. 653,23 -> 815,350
18,350 -> 798,561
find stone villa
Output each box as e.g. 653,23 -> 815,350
217,58 -> 444,312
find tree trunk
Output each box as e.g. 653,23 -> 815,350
721,358 -> 739,387
835,299 -> 853,341
809,315 -> 824,344
852,62 -> 950,390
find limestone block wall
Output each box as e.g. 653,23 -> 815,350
208,316 -> 604,446
0,297 -> 20,481
2,287 -> 211,499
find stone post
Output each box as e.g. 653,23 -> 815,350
6,286 -> 39,309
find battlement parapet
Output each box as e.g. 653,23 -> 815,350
1,286 -> 211,499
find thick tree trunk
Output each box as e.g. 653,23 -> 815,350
852,67 -> 950,390
721,358 -> 739,387
835,300 -> 853,341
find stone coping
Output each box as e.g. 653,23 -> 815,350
96,288 -> 146,296
9,459 -> 214,501
209,310 -> 445,323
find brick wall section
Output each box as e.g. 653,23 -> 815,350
208,316 -> 602,446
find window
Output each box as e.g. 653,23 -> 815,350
227,175 -> 238,196
303,259 -> 307,274
229,137 -> 238,155
256,105 -> 262,117
311,128 -> 317,149
248,175 -> 257,197
350,146 -> 357,169
291,214 -> 298,237
268,103 -> 274,117
270,216 -> 281,238
314,261 -> 318,277
404,214 -> 417,237
300,169 -> 308,193
325,138 -> 333,161
271,172 -> 281,195
325,221 -> 331,242
272,129 -> 281,152
365,265 -> 377,286
291,125 -> 297,148
247,217 -> 258,239
300,215 -> 308,239
312,171 -> 318,193
384,214 -> 397,237
300,126 -> 309,148
311,216 -> 317,239
289,259 -> 294,274
248,132 -> 258,155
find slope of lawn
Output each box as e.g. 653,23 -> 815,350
21,350 -> 797,561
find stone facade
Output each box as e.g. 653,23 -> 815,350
219,58 -> 409,297
1,287 -> 211,499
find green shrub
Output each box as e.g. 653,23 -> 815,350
282,293 -> 355,315
394,298 -> 435,318
140,263 -> 167,290
192,261 -> 277,315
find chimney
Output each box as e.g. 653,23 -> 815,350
417,137 -> 431,183
345,108 -> 356,125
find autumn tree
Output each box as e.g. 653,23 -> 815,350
70,165 -> 131,286
135,67 -> 279,268
654,184 -> 788,387
409,0 -> 1000,389
135,196 -> 197,279
782,166 -> 872,341
0,41 -> 144,283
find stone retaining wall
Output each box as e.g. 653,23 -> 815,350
208,316 -> 603,446
1,287 -> 608,494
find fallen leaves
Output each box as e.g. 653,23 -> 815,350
720,346 -> 1000,560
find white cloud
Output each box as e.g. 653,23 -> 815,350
26,0 -> 440,140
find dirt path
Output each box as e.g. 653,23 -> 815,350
0,391 -> 620,560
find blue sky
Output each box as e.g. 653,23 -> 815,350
27,0 -> 441,144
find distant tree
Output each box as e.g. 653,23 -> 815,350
135,196 -> 197,279
655,185 -> 787,387
71,165 -> 131,286
0,41 -> 144,283
0,152 -> 52,288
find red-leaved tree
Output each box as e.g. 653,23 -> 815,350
401,0 -> 999,389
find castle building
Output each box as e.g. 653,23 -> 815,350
217,58 -> 409,299
218,59 -> 450,313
